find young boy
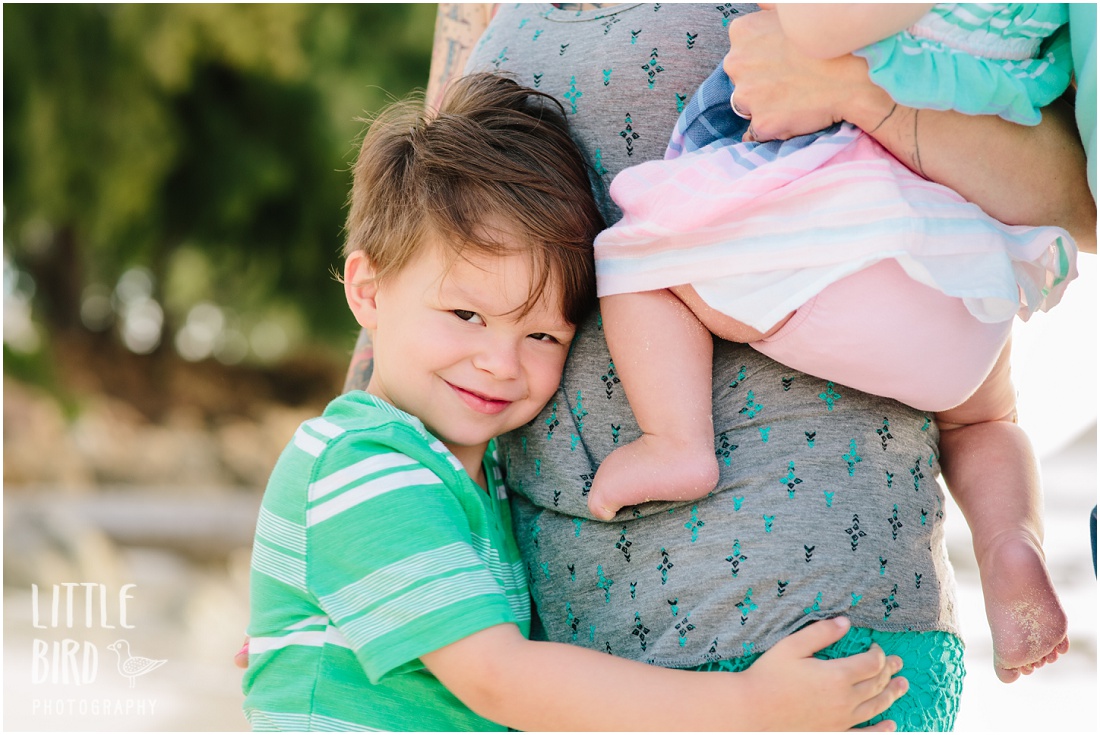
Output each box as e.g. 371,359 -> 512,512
241,73 -> 909,732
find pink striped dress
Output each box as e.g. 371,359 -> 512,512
594,122 -> 1075,334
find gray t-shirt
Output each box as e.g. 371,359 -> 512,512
467,2 -> 959,666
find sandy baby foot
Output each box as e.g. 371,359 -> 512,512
979,533 -> 1069,683
588,434 -> 718,521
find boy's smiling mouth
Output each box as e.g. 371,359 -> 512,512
446,381 -> 513,415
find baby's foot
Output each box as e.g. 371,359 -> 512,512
588,434 -> 718,521
978,533 -> 1069,683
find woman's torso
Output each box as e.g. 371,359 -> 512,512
465,2 -> 959,665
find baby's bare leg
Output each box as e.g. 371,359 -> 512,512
588,289 -> 721,521
938,340 -> 1069,683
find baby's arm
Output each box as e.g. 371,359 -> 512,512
422,616 -> 907,731
776,3 -> 934,59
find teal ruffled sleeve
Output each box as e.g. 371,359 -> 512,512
854,3 -> 1073,126
1069,3 -> 1096,198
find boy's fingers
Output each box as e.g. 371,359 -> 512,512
835,642 -> 889,681
774,617 -> 851,657
853,675 -> 909,725
848,720 -> 897,732
234,638 -> 250,670
852,654 -> 900,702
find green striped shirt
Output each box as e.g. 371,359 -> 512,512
243,391 -> 530,731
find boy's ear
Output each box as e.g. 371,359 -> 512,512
344,251 -> 380,330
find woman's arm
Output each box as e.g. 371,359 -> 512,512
724,8 -> 1097,253
343,327 -> 374,392
344,4 -> 496,392
422,617 -> 907,732
425,3 -> 495,109
840,61 -> 1095,252
776,3 -> 933,59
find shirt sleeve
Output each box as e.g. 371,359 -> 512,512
304,431 -> 520,684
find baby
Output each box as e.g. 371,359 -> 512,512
589,3 -> 1075,684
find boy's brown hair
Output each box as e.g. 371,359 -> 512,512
344,73 -> 604,326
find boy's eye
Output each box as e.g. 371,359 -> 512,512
454,310 -> 485,325
529,332 -> 560,344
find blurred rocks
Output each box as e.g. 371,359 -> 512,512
1,353 -> 303,732
4,353 -> 331,652
3,378 -> 93,489
216,406 -> 315,488
4,370 -> 327,491
2,505 -> 126,590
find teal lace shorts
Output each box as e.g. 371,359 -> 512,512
691,626 -> 965,732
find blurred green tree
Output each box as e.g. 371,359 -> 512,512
4,3 -> 435,364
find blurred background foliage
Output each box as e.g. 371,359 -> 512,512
3,3 -> 436,416
4,11 -> 438,726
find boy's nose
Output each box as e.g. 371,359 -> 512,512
473,338 -> 521,379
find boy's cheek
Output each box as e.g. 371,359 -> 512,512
532,352 -> 570,404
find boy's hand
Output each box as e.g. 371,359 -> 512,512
246,617 -> 906,730
424,617 -> 907,731
741,617 -> 908,731
234,638 -> 249,669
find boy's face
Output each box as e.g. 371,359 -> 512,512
345,237 -> 575,478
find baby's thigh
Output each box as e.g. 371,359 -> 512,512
670,283 -> 780,343
936,340 -> 1017,426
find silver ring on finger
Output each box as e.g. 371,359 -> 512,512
730,91 -> 752,120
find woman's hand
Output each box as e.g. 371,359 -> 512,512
723,7 -> 893,142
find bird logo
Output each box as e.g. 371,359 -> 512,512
106,640 -> 167,688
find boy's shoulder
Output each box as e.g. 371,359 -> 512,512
288,390 -> 469,485
261,391 -> 474,527
266,391 -> 506,523
315,390 -> 433,442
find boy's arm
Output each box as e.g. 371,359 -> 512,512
724,9 -> 1097,253
775,3 -> 934,59
343,3 -> 495,393
422,617 -> 908,732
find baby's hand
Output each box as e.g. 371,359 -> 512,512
741,617 -> 908,731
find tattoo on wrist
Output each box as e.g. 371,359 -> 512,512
868,102 -> 898,134
913,109 -> 926,179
